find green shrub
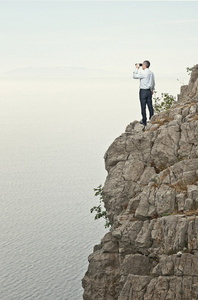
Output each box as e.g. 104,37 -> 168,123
153,92 -> 176,113
90,184 -> 111,229
186,66 -> 193,76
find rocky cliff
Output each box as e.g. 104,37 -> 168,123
82,65 -> 198,300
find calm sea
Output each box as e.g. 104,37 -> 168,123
0,76 -> 184,299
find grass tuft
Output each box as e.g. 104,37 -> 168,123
170,175 -> 198,193
191,114 -> 198,121
152,115 -> 174,126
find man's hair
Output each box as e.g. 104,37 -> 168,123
143,60 -> 150,68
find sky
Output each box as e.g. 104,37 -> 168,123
0,1 -> 197,78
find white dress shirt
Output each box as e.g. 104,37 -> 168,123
133,67 -> 155,92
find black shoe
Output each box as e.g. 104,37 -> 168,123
140,120 -> 146,126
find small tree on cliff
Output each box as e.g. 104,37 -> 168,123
153,92 -> 176,113
90,184 -> 111,229
186,66 -> 193,76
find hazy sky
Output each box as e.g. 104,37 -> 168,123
0,1 -> 198,78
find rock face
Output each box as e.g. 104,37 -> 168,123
82,65 -> 198,300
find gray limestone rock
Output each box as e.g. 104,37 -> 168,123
82,65 -> 198,299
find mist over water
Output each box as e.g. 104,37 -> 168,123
0,76 -> 184,299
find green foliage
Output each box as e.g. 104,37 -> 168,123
153,92 -> 176,113
186,66 -> 193,76
90,184 -> 111,229
162,212 -> 171,217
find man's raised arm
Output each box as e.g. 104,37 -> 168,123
133,67 -> 146,79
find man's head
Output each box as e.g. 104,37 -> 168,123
142,60 -> 150,70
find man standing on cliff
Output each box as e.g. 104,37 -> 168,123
133,60 -> 155,127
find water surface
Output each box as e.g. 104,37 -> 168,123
0,76 -> 184,299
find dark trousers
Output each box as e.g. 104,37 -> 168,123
139,89 -> 154,126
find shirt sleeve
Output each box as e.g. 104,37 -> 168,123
133,68 -> 147,79
151,73 -> 155,92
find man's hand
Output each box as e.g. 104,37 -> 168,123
135,63 -> 140,69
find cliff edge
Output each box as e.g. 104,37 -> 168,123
82,65 -> 198,300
